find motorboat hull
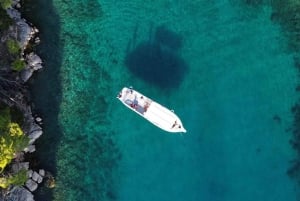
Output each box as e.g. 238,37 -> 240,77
117,87 -> 186,133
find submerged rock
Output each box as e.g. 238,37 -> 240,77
45,172 -> 55,189
45,177 -> 55,189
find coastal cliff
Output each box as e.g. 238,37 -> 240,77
0,0 -> 48,200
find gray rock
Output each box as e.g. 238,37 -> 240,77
16,20 -> 35,50
28,139 -> 35,146
25,179 -> 38,192
35,116 -> 42,123
3,186 -> 34,201
27,170 -> 33,178
34,37 -> 40,44
33,63 -> 42,71
32,171 -> 43,183
29,123 -> 42,134
11,162 -> 29,173
20,68 -> 34,83
27,122 -> 42,145
7,8 -> 38,51
20,53 -> 43,82
31,172 -> 38,181
26,52 -> 42,70
24,145 -> 35,153
6,8 -> 21,20
27,123 -> 43,143
37,177 -> 43,184
28,130 -> 42,140
33,27 -> 39,33
12,0 -> 21,7
38,169 -> 45,177
22,107 -> 34,123
14,152 -> 24,162
24,117 -> 43,145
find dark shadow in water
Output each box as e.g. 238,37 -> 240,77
125,25 -> 188,90
21,0 -> 62,200
155,25 -> 183,50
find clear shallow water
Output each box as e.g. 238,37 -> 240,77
28,0 -> 299,201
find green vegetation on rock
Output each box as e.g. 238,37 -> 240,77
11,59 -> 26,71
0,107 -> 10,132
8,169 -> 27,186
0,107 -> 29,174
6,39 -> 20,55
0,0 -> 12,10
0,7 -> 13,30
0,169 -> 27,188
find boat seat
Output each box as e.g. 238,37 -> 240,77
136,105 -> 145,114
125,99 -> 133,105
125,99 -> 145,114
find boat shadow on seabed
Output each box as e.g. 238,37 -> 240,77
124,25 -> 189,91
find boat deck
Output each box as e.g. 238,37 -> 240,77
117,87 -> 186,133
121,88 -> 152,115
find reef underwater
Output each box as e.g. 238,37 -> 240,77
267,0 -> 300,188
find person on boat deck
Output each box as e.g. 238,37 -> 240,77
172,121 -> 181,129
131,99 -> 138,108
172,121 -> 177,128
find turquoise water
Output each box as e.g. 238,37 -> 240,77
25,0 -> 300,201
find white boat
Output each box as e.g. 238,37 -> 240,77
117,87 -> 187,133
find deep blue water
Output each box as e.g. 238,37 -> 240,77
25,1 -> 300,201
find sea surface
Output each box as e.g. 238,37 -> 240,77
23,0 -> 300,201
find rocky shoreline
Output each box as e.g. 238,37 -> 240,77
0,0 -> 50,200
